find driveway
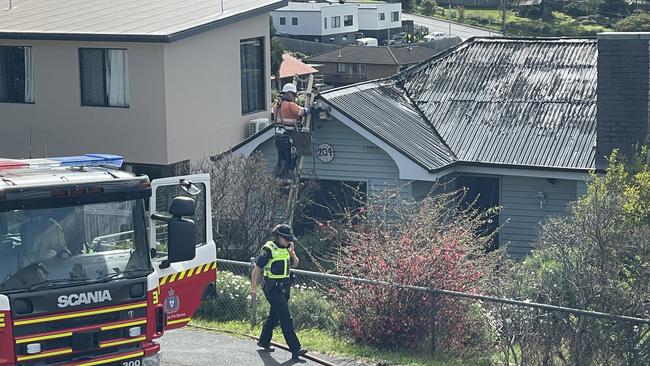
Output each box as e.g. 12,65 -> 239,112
403,13 -> 501,39
158,327 -> 367,366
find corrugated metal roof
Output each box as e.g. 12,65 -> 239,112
0,0 -> 287,42
320,38 -> 597,173
322,80 -> 456,171
400,38 -> 597,170
306,45 -> 437,66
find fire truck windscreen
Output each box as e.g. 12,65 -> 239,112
0,198 -> 150,293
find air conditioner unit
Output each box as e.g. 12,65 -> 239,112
248,118 -> 270,137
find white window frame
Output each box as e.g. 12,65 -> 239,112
332,16 -> 341,28
391,11 -> 399,22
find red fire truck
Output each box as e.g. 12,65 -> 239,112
0,154 -> 216,366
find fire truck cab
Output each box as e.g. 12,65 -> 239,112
0,154 -> 216,366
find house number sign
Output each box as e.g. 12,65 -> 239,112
317,144 -> 335,163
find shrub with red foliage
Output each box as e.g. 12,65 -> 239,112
332,187 -> 502,355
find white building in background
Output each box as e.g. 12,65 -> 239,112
271,1 -> 402,44
357,2 -> 402,41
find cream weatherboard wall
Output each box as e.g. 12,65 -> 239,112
163,13 -> 272,164
0,40 -> 168,164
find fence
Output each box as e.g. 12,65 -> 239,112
196,258 -> 650,365
276,37 -> 341,57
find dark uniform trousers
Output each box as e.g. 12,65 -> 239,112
259,280 -> 301,353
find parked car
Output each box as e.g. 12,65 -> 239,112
356,37 -> 379,47
423,32 -> 447,42
384,32 -> 408,46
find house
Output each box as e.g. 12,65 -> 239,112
356,2 -> 403,42
305,45 -> 437,86
226,34 -> 650,258
270,1 -> 402,45
272,53 -> 319,90
0,0 -> 286,178
271,1 -> 359,45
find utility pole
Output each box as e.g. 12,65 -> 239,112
448,4 -> 452,37
500,0 -> 506,36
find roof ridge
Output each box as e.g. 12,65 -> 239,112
386,46 -> 398,65
394,80 -> 458,163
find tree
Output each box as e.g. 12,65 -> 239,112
492,150 -> 650,365
615,12 -> 650,31
600,0 -> 630,17
192,153 -> 286,260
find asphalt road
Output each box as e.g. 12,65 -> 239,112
158,328 -> 366,366
403,13 -> 501,39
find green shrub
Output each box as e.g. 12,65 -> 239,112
196,271 -> 337,333
615,12 -> 650,32
562,2 -> 589,17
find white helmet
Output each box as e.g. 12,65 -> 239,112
282,83 -> 298,94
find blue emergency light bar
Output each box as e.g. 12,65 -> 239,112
0,154 -> 124,170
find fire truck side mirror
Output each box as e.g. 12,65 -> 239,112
159,196 -> 197,268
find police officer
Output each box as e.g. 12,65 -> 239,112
250,224 -> 308,359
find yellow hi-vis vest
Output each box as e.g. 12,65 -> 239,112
262,241 -> 290,280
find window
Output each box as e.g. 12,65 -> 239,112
353,64 -> 366,76
391,11 -> 400,22
332,16 -> 341,28
324,17 -> 327,29
0,46 -> 33,103
344,15 -> 353,27
379,13 -> 386,21
337,63 -> 346,73
292,17 -> 298,25
79,48 -> 129,107
240,37 -> 265,114
280,17 -> 286,25
155,183 -> 207,250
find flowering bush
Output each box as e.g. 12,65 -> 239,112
333,187 -> 502,356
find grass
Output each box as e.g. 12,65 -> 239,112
190,319 -> 488,366
410,6 -> 613,36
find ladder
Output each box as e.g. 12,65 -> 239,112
284,74 -> 316,225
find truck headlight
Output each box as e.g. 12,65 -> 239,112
142,352 -> 162,366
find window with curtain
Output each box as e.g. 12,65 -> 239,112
391,11 -> 399,22
332,16 -> 341,28
379,13 -> 385,21
344,15 -> 353,27
0,46 -> 34,103
240,37 -> 265,114
336,63 -> 345,73
79,48 -> 129,107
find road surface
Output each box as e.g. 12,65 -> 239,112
158,327 -> 366,366
403,13 -> 501,39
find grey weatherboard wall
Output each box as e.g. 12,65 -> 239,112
500,176 -> 577,259
256,117 -> 409,197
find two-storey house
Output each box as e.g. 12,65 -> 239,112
0,0 -> 286,178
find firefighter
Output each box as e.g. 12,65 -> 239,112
274,83 -> 310,179
250,224 -> 308,359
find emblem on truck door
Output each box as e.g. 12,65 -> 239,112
164,289 -> 180,314
57,290 -> 113,308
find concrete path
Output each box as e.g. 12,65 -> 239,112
158,327 -> 369,366
403,13 -> 501,39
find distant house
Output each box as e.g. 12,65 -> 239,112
272,53 -> 319,90
270,1 -> 402,45
227,34 -> 650,258
0,0 -> 286,178
305,45 -> 437,86
271,2 -> 359,45
357,2 -> 403,42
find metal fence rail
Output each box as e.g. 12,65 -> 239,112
198,258 -> 650,364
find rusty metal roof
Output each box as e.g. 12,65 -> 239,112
321,37 -> 598,172
323,80 -> 456,171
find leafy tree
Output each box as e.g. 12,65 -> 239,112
600,0 -> 629,17
615,12 -> 650,31
492,150 -> 650,365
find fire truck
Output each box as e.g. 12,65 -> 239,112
0,154 -> 216,366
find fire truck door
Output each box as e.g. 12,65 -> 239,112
150,174 -> 216,330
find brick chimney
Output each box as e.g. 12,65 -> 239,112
597,33 -> 650,170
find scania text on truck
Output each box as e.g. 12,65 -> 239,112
0,154 -> 216,366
